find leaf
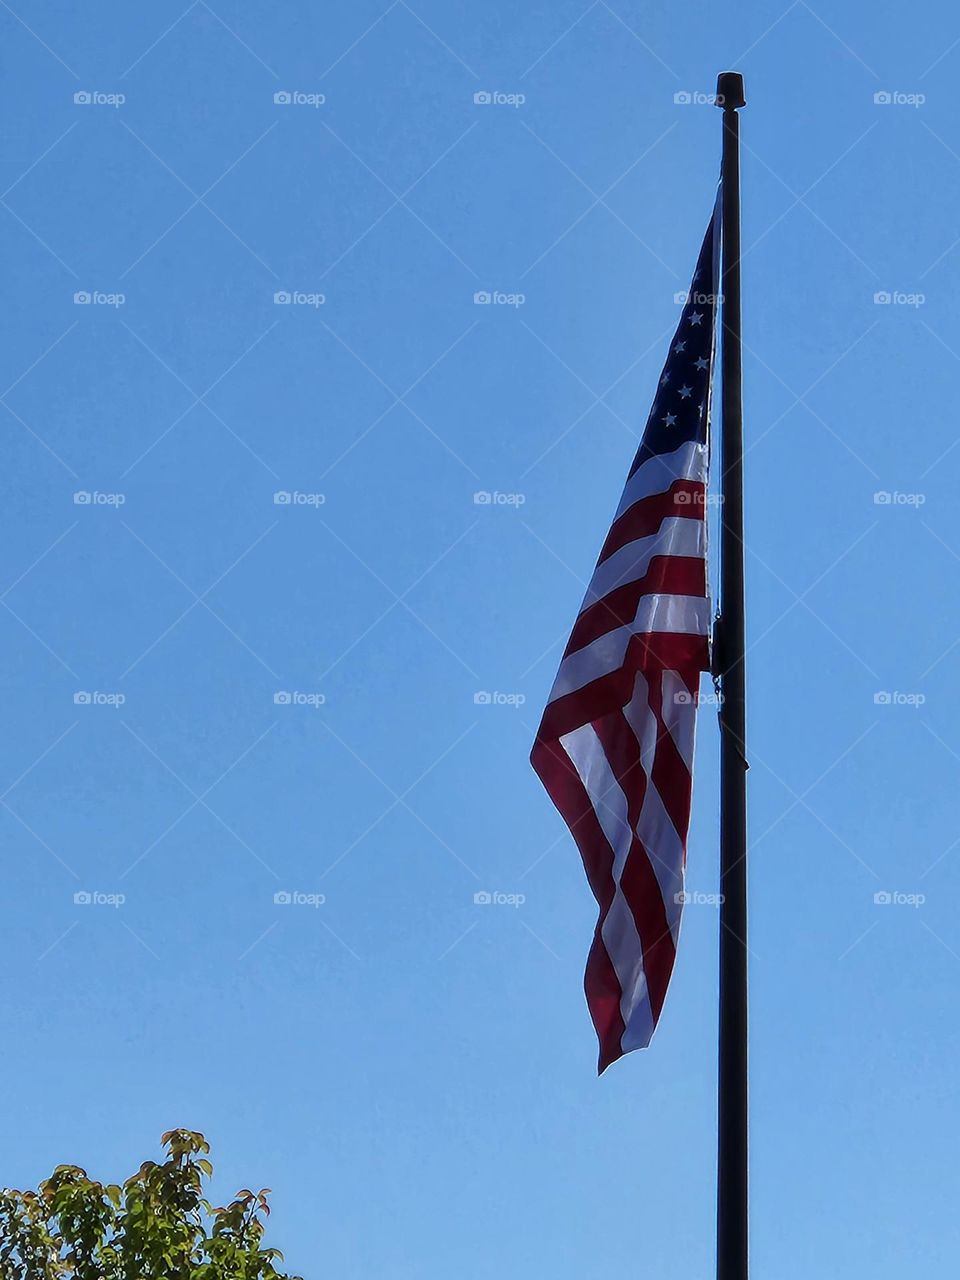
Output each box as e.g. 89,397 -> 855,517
2,1130 -> 297,1280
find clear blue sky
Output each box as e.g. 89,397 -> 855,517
2,1 -> 958,1275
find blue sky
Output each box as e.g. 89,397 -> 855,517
2,1 -> 959,1275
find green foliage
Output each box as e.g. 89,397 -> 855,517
0,1130 -> 302,1280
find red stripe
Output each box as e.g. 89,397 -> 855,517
532,687 -> 691,1064
566,556 -> 706,656
593,708 -> 677,1023
599,479 -> 706,563
531,736 -> 626,1071
537,632 -> 710,743
631,632 -> 710,673
646,670 -> 697,843
531,207 -> 717,1067
619,842 -> 676,1024
584,930 -> 629,1075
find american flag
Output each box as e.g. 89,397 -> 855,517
531,202 -> 720,1073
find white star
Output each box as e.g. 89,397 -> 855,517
678,385 -> 693,399
673,341 -> 686,354
689,311 -> 704,326
660,371 -> 671,384
663,412 -> 677,427
694,356 -> 709,370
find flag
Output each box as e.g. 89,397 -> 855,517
531,201 -> 720,1072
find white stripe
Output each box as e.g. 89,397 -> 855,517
613,440 -> 707,522
633,593 -> 710,639
660,670 -> 697,771
582,517 -> 705,606
550,626 -> 631,702
622,674 -> 687,949
559,723 -> 654,1051
548,595 -> 710,703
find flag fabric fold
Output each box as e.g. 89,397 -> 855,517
531,200 -> 720,1073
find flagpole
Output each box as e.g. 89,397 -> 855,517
715,71 -> 748,1280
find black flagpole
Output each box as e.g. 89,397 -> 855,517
715,71 -> 748,1280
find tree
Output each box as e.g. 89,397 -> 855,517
0,1129 -> 303,1280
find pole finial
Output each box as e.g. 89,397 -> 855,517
716,72 -> 746,110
